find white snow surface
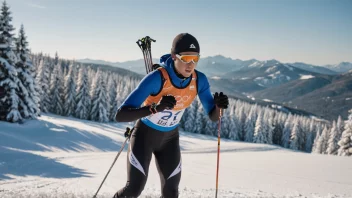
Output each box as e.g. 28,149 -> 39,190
300,75 -> 315,80
0,114 -> 351,198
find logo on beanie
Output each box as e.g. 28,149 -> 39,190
190,44 -> 196,49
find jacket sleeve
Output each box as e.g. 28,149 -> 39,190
196,71 -> 221,122
115,70 -> 163,122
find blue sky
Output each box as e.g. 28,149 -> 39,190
8,0 -> 352,65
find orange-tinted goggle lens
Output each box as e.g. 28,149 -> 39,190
177,55 -> 200,63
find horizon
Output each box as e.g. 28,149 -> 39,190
7,0 -> 352,66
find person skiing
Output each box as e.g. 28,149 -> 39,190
114,33 -> 229,198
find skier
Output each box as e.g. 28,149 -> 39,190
114,33 -> 229,198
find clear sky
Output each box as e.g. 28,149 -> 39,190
7,0 -> 352,65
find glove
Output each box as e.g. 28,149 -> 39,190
156,95 -> 177,111
214,92 -> 229,109
124,127 -> 133,139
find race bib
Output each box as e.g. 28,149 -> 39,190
144,109 -> 185,127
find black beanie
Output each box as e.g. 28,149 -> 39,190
171,33 -> 200,54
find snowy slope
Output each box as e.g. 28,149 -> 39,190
0,114 -> 351,198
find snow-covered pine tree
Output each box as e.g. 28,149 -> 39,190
194,98 -> 206,134
63,64 -> 76,116
305,119 -> 316,152
253,109 -> 267,144
312,125 -> 322,154
49,64 -> 64,115
75,66 -> 90,120
0,1 -> 22,122
336,116 -> 344,142
290,117 -> 304,151
107,74 -> 117,121
264,109 -> 274,144
179,106 -> 189,131
90,69 -> 109,122
281,114 -> 293,148
327,121 -> 340,155
316,125 -> 329,154
273,112 -> 285,145
236,105 -> 246,141
35,59 -> 50,113
227,102 -> 239,140
54,52 -> 59,66
14,24 -> 40,119
244,104 -> 258,142
337,110 -> 352,156
110,85 -> 123,122
184,99 -> 198,133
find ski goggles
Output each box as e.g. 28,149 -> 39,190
176,54 -> 200,64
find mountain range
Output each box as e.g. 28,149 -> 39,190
77,56 -> 352,121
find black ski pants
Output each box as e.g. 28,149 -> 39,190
114,119 -> 181,198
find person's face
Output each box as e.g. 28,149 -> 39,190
171,52 -> 200,77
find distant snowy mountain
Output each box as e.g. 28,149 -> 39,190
324,62 -> 352,73
78,58 -> 159,75
196,55 -> 255,76
290,62 -> 337,75
77,58 -> 120,67
223,60 -> 321,89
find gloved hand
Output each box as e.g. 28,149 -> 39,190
124,127 -> 133,139
156,95 -> 177,111
213,92 -> 229,109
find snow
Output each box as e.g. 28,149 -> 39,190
249,61 -> 262,67
0,114 -> 352,198
345,98 -> 351,101
265,66 -> 278,73
211,76 -> 221,80
300,75 -> 315,80
241,77 -> 249,80
263,99 -> 273,102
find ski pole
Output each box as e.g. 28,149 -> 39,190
136,36 -> 155,74
215,108 -> 223,198
93,127 -> 132,198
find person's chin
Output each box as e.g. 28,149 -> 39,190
184,70 -> 193,76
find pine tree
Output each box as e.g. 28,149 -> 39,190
315,126 -> 329,154
227,103 -> 239,140
221,106 -> 231,138
305,120 -> 316,152
336,116 -> 344,141
265,109 -> 274,144
50,64 -> 64,115
0,1 -> 22,122
15,24 -> 40,118
235,105 -> 246,140
110,85 -> 122,122
244,105 -> 257,142
194,98 -> 206,134
107,75 -> 117,121
253,110 -> 266,144
35,59 -> 50,113
184,99 -> 198,133
90,69 -> 108,122
75,66 -> 90,120
337,110 -> 352,156
282,114 -> 293,148
290,118 -> 304,151
179,106 -> 189,131
327,121 -> 340,155
312,125 -> 322,153
64,64 -> 76,116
